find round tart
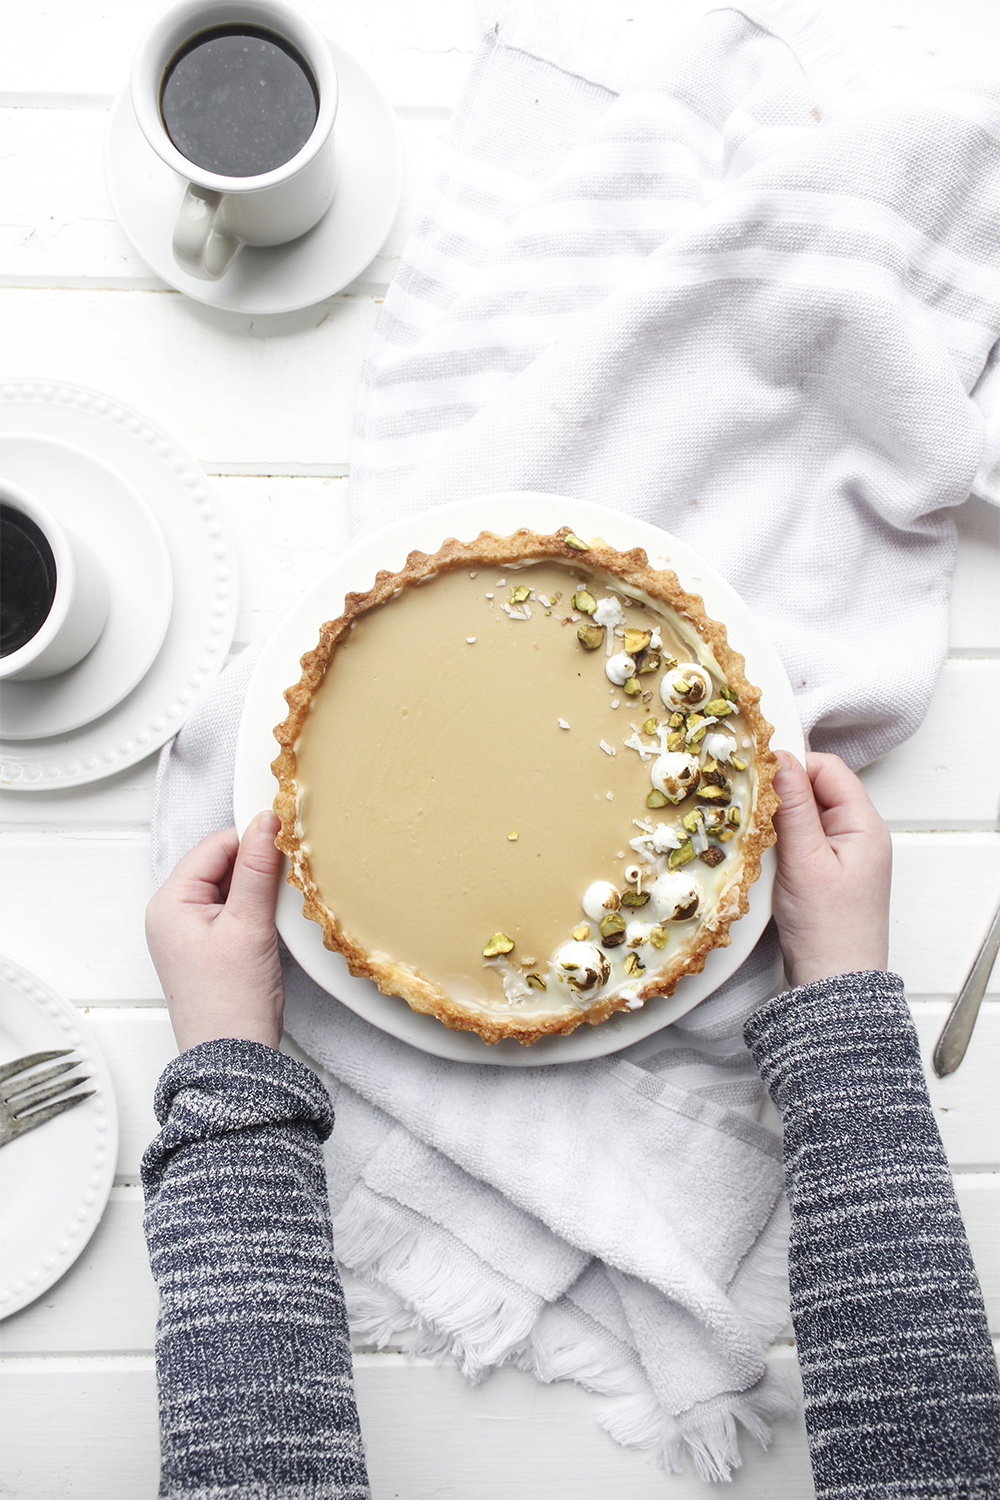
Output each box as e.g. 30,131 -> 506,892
272,527 -> 778,1045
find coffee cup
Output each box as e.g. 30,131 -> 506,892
0,481 -> 110,682
131,0 -> 339,281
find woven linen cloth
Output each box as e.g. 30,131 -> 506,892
151,0 -> 1000,1480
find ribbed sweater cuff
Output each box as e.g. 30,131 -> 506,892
742,971 -> 912,1111
143,1039 -> 333,1189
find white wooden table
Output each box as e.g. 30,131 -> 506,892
1,2 -> 997,1495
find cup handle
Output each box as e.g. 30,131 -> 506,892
172,183 -> 242,280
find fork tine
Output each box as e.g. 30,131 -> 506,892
0,1049 -> 71,1083
10,1074 -> 91,1117
2,1059 -> 78,1101
6,1090 -> 94,1141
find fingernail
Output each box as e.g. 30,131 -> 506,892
257,809 -> 280,838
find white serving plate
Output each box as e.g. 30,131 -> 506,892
0,956 -> 119,1321
233,493 -> 805,1066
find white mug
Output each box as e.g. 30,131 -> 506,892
131,0 -> 339,281
0,481 -> 109,682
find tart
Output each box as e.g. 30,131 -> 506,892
272,527 -> 778,1045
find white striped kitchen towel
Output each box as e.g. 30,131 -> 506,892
152,0 -> 1000,1482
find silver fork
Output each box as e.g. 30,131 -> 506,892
0,1050 -> 94,1148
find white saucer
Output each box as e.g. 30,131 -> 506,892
0,435 -> 173,740
105,41 -> 404,316
0,954 -> 118,1321
0,380 -> 238,791
233,493 -> 805,1068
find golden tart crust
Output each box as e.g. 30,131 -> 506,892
272,527 -> 778,1045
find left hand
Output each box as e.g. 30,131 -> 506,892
145,811 -> 285,1054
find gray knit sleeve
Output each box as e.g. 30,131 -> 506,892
141,1038 -> 370,1500
744,971 -> 1000,1500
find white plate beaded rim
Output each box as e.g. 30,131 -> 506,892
0,379 -> 239,789
0,955 -> 119,1320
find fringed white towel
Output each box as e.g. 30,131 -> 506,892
152,0 -> 1000,1481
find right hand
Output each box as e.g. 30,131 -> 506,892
771,751 -> 892,989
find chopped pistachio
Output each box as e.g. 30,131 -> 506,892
620,889 -> 650,908
646,788 -> 669,809
731,755 -> 747,771
681,808 -> 702,833
702,763 -> 729,790
526,973 -> 547,990
702,755 -> 719,775
483,932 -> 515,957
662,656 -> 678,670
699,845 -> 726,868
564,532 -> 590,552
649,924 -> 669,949
577,623 -> 605,650
718,827 -> 736,842
508,831 -> 519,841
696,782 -> 731,805
623,952 -> 645,977
705,698 -> 735,717
510,584 -> 531,604
667,840 -> 696,870
571,923 -> 591,941
727,806 -> 743,827
623,628 -> 652,656
642,716 -> 659,736
637,650 -> 662,675
599,912 -> 628,946
720,686 -> 737,702
673,677 -> 693,696
572,589 -> 597,615
666,729 -> 687,752
623,676 -> 642,696
668,712 -> 685,729
688,724 -> 709,745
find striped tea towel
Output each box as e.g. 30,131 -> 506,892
152,0 -> 1000,1480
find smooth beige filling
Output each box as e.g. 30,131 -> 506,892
293,561 -> 751,1013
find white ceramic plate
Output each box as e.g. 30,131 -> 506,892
0,435 -> 173,739
0,380 -> 239,790
234,494 -> 805,1067
0,955 -> 118,1321
104,41 -> 403,316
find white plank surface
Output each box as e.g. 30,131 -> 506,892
1,0 -> 998,1496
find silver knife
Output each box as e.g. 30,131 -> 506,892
932,895 -> 1000,1077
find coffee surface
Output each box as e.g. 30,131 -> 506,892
161,25 -> 318,177
1,504 -> 57,657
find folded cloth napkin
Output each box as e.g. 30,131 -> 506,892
152,0 -> 1000,1480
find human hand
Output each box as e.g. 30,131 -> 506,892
772,751 -> 892,989
145,811 -> 285,1054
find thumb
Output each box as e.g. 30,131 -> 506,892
772,750 -> 829,872
225,810 -> 283,927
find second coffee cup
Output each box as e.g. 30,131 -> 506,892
131,0 -> 339,281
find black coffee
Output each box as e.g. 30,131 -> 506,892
1,503 -> 58,657
160,25 -> 319,178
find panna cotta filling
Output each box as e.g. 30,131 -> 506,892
273,530 -> 778,1045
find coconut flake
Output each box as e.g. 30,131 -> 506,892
599,739 -> 616,757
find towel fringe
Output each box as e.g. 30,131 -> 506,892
726,1192 -> 792,1343
515,1298 -> 649,1399
332,1197 -> 539,1379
